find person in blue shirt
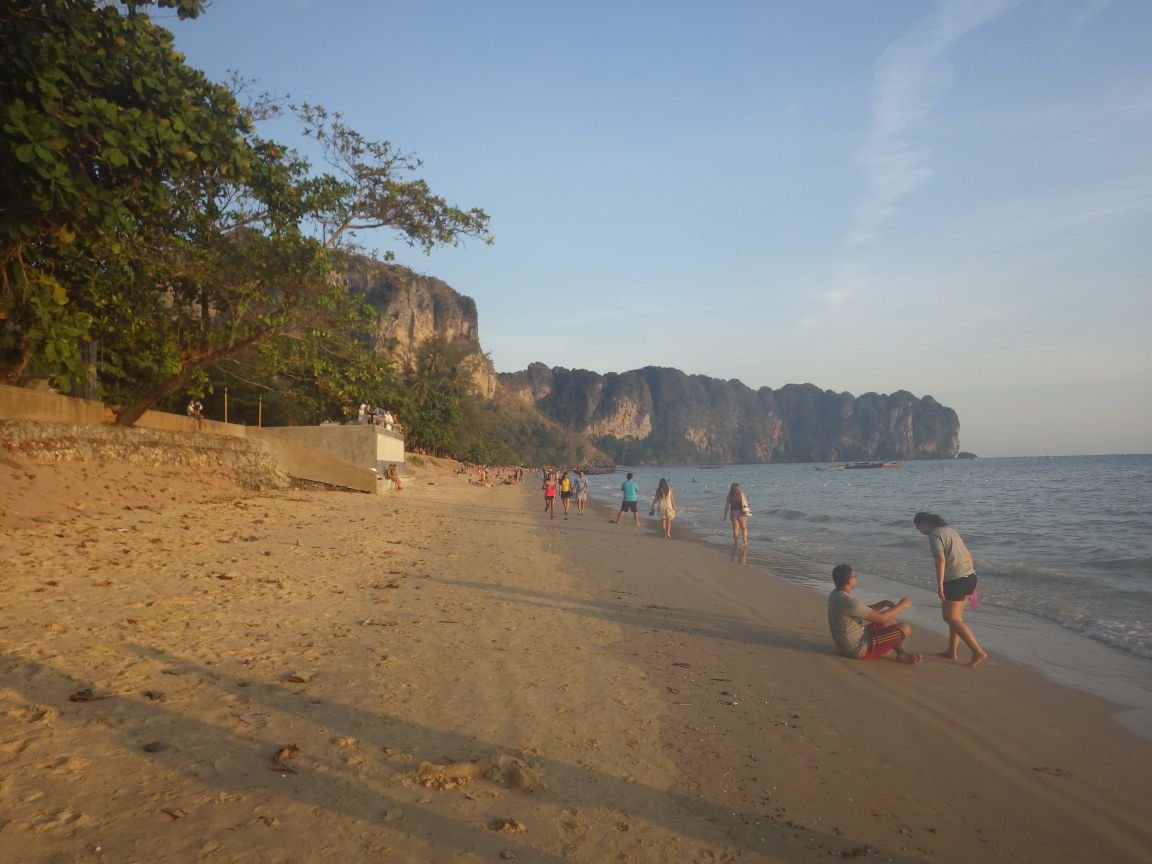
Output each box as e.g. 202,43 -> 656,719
611,472 -> 641,526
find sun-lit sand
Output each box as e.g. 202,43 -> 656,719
2,453 -> 1151,863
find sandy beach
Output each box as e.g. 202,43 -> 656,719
2,458 -> 1151,863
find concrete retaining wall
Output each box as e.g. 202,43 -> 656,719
0,383 -> 106,425
269,424 -> 406,477
0,383 -> 386,494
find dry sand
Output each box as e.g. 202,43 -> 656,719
1,457 -> 1151,863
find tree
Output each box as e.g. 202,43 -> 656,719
1,0 -> 241,387
1,1 -> 491,426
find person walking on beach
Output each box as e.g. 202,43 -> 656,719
914,512 -> 988,668
542,472 -> 557,519
559,471 -> 573,518
649,478 -> 677,539
722,483 -> 750,546
574,469 -> 589,516
827,564 -> 922,665
612,472 -> 641,526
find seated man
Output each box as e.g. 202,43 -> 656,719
827,564 -> 921,664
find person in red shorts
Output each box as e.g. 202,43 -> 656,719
827,564 -> 921,665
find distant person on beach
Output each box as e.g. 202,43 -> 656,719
827,564 -> 921,665
187,398 -> 204,431
914,512 -> 988,668
385,463 -> 402,491
612,472 -> 641,526
542,472 -> 557,519
722,483 -> 750,546
649,478 -> 677,539
559,471 -> 573,518
574,469 -> 589,516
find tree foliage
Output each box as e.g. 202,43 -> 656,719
1,0 -> 490,428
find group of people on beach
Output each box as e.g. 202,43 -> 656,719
828,511 -> 987,669
541,469 -> 590,519
356,402 -> 402,431
547,469 -> 987,669
605,474 -> 750,547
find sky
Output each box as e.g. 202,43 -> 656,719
163,0 -> 1152,457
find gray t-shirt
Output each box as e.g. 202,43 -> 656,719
929,526 -> 974,581
827,589 -> 872,659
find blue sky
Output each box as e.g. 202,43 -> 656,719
165,0 -> 1151,457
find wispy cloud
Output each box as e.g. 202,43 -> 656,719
849,0 -> 1018,247
802,0 -> 1016,330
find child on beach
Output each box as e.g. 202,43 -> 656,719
914,512 -> 988,668
722,483 -> 750,546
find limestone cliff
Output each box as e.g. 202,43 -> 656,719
343,257 -> 497,398
500,364 -> 960,464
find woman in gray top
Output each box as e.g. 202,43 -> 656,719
914,512 -> 988,667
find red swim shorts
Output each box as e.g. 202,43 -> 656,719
861,622 -> 905,660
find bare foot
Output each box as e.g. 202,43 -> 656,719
937,651 -> 958,660
896,652 -> 922,665
967,652 -> 989,668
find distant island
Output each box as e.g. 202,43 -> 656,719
353,262 -> 962,465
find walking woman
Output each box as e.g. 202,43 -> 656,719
913,512 -> 988,667
649,478 -> 677,539
722,483 -> 750,547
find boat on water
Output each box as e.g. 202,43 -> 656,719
698,464 -> 726,470
580,467 -> 617,475
844,461 -> 902,469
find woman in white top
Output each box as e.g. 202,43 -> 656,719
649,478 -> 676,539
914,512 -> 987,667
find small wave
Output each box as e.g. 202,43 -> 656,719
1090,556 -> 1152,574
981,562 -> 1091,585
768,508 -> 809,521
1065,620 -> 1152,660
763,507 -> 835,524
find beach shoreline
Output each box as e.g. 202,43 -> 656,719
2,460 -> 1151,862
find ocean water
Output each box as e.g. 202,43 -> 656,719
586,456 -> 1152,731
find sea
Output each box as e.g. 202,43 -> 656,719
584,455 -> 1152,737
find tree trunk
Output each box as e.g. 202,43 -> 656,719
113,371 -> 193,426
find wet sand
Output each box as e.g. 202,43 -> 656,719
2,460 -> 1151,863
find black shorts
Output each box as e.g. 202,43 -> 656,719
560,491 -> 571,500
620,500 -> 638,513
943,574 -> 977,601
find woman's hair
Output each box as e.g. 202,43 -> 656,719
913,511 -> 947,529
727,483 -> 743,505
656,478 -> 670,499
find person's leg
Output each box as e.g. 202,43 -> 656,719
942,599 -> 987,666
612,505 -> 623,524
739,516 -> 748,546
633,504 -> 640,527
730,517 -> 739,545
864,622 -> 921,664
